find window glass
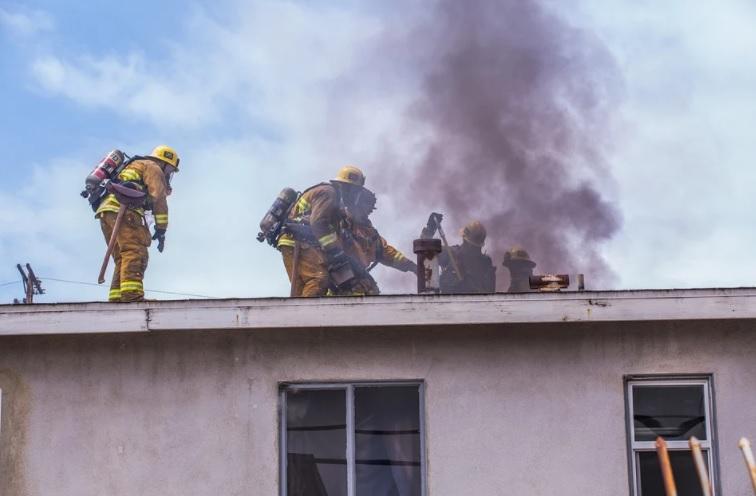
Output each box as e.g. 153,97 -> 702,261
286,389 -> 347,496
637,450 -> 706,496
354,386 -> 421,496
633,385 -> 706,441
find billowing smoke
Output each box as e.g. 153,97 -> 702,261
376,0 -> 623,289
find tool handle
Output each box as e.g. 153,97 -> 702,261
656,437 -> 678,496
739,437 -> 756,494
98,205 -> 127,284
689,437 -> 712,496
437,224 -> 463,282
290,241 -> 301,297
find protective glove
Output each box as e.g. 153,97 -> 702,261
403,260 -> 419,274
152,227 -> 166,253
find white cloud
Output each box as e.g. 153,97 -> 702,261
556,0 -> 756,289
27,1 -> 382,132
2,0 -> 396,302
0,6 -> 54,38
31,52 -> 217,128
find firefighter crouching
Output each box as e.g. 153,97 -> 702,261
336,188 -> 417,296
96,145 -> 179,302
439,220 -> 496,294
277,166 -> 366,297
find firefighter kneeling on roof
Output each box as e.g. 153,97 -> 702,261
335,186 -> 416,296
95,145 -> 179,302
275,166 -> 415,297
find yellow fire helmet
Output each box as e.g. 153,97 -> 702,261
149,145 -> 180,170
333,165 -> 365,187
503,245 -> 536,268
461,220 -> 487,247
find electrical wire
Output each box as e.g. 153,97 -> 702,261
0,280 -> 20,288
39,276 -> 218,299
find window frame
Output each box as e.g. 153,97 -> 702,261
279,380 -> 427,496
624,375 -> 719,496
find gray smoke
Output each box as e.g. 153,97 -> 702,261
379,0 -> 623,289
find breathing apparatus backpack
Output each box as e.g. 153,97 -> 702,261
257,187 -> 300,246
80,149 -> 144,212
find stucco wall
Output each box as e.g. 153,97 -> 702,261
1,320 -> 755,495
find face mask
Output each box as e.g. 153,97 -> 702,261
164,169 -> 175,195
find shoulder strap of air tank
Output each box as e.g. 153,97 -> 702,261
299,182 -> 332,197
112,154 -> 146,180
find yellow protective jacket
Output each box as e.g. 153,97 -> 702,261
95,158 -> 170,230
277,183 -> 343,252
346,221 -> 415,272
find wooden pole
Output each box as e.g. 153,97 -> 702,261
98,204 -> 127,284
436,224 -> 462,282
656,437 -> 678,496
289,241 -> 301,297
739,437 -> 756,494
689,437 -> 712,496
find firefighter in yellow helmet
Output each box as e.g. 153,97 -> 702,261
333,187 -> 417,296
438,220 -> 496,294
96,145 -> 179,302
278,166 -> 366,297
502,245 -> 537,292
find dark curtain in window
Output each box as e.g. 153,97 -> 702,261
287,389 -> 348,496
638,450 -> 706,496
354,386 -> 421,496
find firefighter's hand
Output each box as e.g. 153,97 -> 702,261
152,228 -> 166,253
403,261 -> 418,274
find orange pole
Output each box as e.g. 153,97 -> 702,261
289,241 -> 301,297
98,204 -> 127,284
656,437 -> 678,496
739,437 -> 756,494
689,437 -> 712,496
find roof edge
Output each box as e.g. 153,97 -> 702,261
2,288 -> 756,336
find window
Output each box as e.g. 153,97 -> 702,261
626,377 -> 717,496
280,382 -> 425,496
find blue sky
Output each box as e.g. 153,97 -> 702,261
1,0 -> 756,303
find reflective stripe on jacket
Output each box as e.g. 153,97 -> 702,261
95,159 -> 170,230
346,222 -> 414,272
277,183 -> 342,251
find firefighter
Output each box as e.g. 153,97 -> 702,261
502,245 -> 537,292
335,188 -> 417,296
96,145 -> 179,302
439,220 -> 496,294
277,166 -> 366,297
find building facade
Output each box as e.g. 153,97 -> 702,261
1,289 -> 756,495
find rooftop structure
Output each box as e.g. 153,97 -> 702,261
2,289 -> 756,495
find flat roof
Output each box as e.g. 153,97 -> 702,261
2,288 -> 756,336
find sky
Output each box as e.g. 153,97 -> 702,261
1,0 -> 755,303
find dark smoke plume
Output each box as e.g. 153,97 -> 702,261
384,0 -> 623,289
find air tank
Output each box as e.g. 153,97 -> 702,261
257,187 -> 299,243
81,149 -> 125,198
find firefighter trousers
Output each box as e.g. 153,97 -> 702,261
99,210 -> 151,302
280,243 -> 330,297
